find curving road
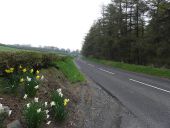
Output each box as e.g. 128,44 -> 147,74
76,58 -> 170,128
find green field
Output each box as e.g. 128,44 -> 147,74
85,57 -> 170,79
0,45 -> 22,52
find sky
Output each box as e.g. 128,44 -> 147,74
0,0 -> 110,51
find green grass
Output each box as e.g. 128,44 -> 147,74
55,58 -> 85,83
85,57 -> 170,79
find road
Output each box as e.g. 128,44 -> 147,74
76,58 -> 170,128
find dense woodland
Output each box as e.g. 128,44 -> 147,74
82,0 -> 170,68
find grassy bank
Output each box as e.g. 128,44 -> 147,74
55,58 -> 85,83
85,57 -> 170,79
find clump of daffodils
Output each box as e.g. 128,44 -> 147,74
24,99 -> 52,127
23,101 -> 46,128
21,68 -> 45,98
51,88 -> 69,121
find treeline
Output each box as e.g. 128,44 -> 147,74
82,0 -> 170,68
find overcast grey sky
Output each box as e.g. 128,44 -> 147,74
0,0 -> 110,50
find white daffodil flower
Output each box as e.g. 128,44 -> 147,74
50,101 -> 56,107
0,103 -> 2,108
45,110 -> 49,114
59,92 -> 63,97
41,75 -> 44,80
27,103 -> 30,108
23,94 -> 28,99
8,110 -> 12,117
34,97 -> 39,102
45,102 -> 48,107
46,121 -> 51,125
57,88 -> 62,93
34,85 -> 39,89
0,103 -> 4,113
47,114 -> 50,119
37,108 -> 41,113
27,76 -> 32,82
57,88 -> 63,97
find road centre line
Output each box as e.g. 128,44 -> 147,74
98,68 -> 115,75
129,79 -> 170,94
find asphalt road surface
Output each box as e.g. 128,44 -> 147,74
75,58 -> 170,128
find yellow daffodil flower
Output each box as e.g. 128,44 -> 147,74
20,78 -> 24,83
36,70 -> 40,74
19,65 -> 22,69
22,68 -> 27,73
36,75 -> 40,80
64,99 -> 70,106
10,68 -> 14,72
5,69 -> 11,73
30,69 -> 34,73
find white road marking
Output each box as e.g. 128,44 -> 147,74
88,64 -> 95,67
129,79 -> 170,93
98,68 -> 115,75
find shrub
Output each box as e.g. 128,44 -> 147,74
0,51 -> 61,76
23,101 -> 45,128
51,89 -> 69,121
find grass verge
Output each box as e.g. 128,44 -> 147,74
85,57 -> 170,79
55,58 -> 85,83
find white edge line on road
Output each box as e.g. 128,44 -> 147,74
98,68 -> 115,75
129,79 -> 170,93
88,64 -> 95,67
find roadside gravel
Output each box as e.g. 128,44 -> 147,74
77,79 -> 144,128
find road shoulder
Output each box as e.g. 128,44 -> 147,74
76,79 -> 144,128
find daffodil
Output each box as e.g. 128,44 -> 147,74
47,114 -> 50,119
45,110 -> 49,114
37,108 -> 41,113
30,69 -> 34,73
8,110 -> 12,117
20,78 -> 24,83
46,121 -> 51,125
27,103 -> 30,108
34,97 -> 39,102
36,75 -> 40,80
23,68 -> 27,73
64,99 -> 70,106
23,94 -> 28,99
57,88 -> 63,97
19,65 -> 22,69
50,101 -> 56,107
45,102 -> 48,107
36,70 -> 40,74
5,69 -> 11,73
0,103 -> 4,113
41,75 -> 44,80
10,68 -> 14,72
34,85 -> 39,89
27,76 -> 32,82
